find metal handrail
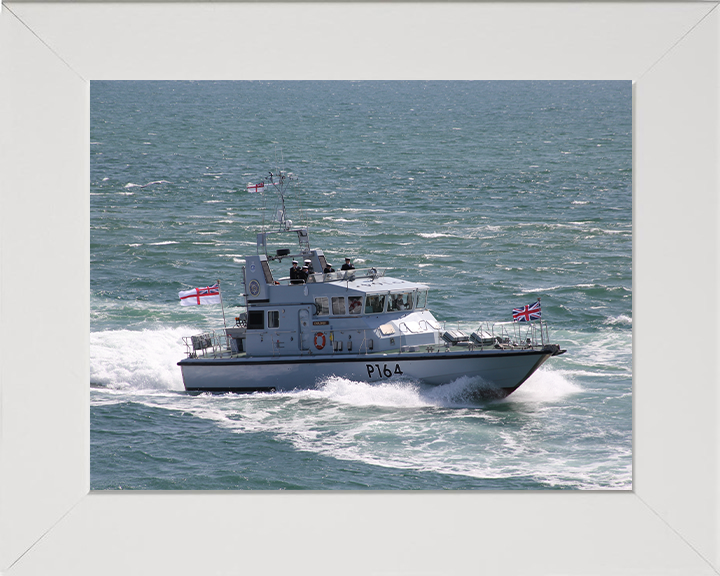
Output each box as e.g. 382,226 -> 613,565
471,319 -> 550,351
183,330 -> 235,359
278,267 -> 388,285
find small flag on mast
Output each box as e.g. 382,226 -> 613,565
512,299 -> 541,322
179,282 -> 221,306
246,182 -> 265,193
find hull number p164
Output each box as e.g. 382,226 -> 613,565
366,363 -> 404,379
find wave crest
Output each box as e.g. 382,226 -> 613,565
91,328 -> 189,391
603,314 -> 632,326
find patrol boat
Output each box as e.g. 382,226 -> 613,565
178,169 -> 565,397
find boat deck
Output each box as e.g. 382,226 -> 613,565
183,332 -> 553,362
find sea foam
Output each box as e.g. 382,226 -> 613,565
508,367 -> 583,403
293,377 -> 424,408
90,327 -> 190,391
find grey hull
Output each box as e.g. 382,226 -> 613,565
178,348 -> 554,397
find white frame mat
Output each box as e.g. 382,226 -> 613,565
1,2 -> 719,574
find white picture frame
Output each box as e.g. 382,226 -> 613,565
1,2 -> 718,574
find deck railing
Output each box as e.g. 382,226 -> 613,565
182,330 -> 234,359
278,267 -> 387,285
469,319 -> 549,350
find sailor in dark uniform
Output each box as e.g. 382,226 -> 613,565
299,265 -> 309,283
341,257 -> 355,271
289,260 -> 302,284
323,263 -> 335,274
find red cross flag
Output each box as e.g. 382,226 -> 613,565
179,283 -> 221,306
246,182 -> 265,193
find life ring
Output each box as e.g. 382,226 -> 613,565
314,332 -> 326,350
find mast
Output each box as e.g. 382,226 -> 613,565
252,166 -> 309,259
267,168 -> 295,232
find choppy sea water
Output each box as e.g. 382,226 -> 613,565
91,81 -> 631,490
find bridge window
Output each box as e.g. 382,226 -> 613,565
365,294 -> 385,314
349,296 -> 363,314
314,297 -> 329,316
387,292 -> 413,312
332,296 -> 346,315
415,290 -> 428,309
247,310 -> 264,330
268,310 -> 279,328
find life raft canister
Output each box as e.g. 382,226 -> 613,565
314,332 -> 326,350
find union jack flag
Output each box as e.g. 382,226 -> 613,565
512,300 -> 541,322
179,282 -> 221,306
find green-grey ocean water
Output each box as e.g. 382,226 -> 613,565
91,81 -> 631,490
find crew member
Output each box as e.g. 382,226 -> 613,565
341,257 -> 355,271
299,265 -> 309,283
289,260 -> 302,284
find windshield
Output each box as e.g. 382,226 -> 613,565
416,290 -> 428,309
387,292 -> 413,312
365,294 -> 386,314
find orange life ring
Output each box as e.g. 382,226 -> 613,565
314,332 -> 326,350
